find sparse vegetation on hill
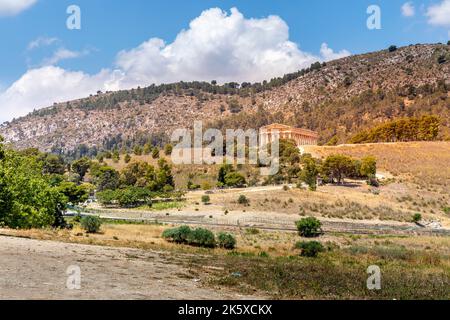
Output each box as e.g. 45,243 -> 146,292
1,44 -> 449,153
349,115 -> 440,144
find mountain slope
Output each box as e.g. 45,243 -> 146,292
1,43 -> 449,153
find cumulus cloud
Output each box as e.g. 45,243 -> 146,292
0,66 -> 124,122
426,0 -> 450,26
116,7 -> 325,86
0,0 -> 36,16
320,43 -> 351,61
401,2 -> 415,17
0,7 -> 350,123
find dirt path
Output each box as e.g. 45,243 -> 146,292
0,236 -> 261,300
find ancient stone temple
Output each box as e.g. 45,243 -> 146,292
259,124 -> 319,146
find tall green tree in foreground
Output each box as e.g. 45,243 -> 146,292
0,137 -> 67,229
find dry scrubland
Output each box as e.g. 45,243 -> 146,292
101,142 -> 450,225
304,141 -> 450,191
2,142 -> 450,299
1,219 -> 449,299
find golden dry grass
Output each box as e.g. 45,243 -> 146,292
304,141 -> 450,190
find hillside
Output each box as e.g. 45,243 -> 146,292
1,43 -> 449,153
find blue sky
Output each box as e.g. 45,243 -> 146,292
0,0 -> 449,122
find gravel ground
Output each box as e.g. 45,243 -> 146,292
0,236 -> 261,300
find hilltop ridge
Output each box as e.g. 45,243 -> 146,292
1,43 -> 449,153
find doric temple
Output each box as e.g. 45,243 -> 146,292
259,124 -> 319,146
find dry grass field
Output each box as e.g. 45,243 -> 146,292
304,141 -> 450,192
97,142 -> 450,226
1,219 -> 449,299
2,142 -> 448,299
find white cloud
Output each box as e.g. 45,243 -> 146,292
401,2 -> 415,17
27,36 -> 59,51
0,7 -> 350,123
426,0 -> 450,26
0,0 -> 36,16
116,7 -> 326,86
0,66 -> 124,122
320,43 -> 351,61
41,48 -> 90,66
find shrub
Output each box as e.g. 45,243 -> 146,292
224,172 -> 246,187
238,195 -> 249,205
296,217 -> 322,238
80,215 -> 102,233
162,225 -> 191,244
295,241 -> 325,257
412,213 -> 422,223
187,228 -> 216,248
246,228 -> 260,235
201,195 -> 210,205
217,232 -> 237,249
388,45 -> 397,52
443,207 -> 450,215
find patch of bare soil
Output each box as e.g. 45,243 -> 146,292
0,236 -> 262,300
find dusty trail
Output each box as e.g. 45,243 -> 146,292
0,236 -> 261,300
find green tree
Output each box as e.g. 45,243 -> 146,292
360,156 -> 377,178
112,150 -> 120,163
321,154 -> 355,184
300,157 -> 318,191
296,217 -> 322,238
124,153 -> 131,164
57,182 -> 91,204
156,158 -> 174,190
42,154 -> 65,175
224,172 -> 246,187
0,150 -> 67,229
133,145 -> 143,156
143,143 -> 152,155
93,166 -> 120,191
152,147 -> 160,159
218,164 -> 233,185
164,143 -> 173,156
388,45 -> 397,52
71,157 -> 91,181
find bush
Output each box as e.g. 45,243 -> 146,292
295,241 -> 325,257
162,225 -> 191,243
201,195 -> 210,205
296,217 -> 322,238
412,213 -> 422,223
224,172 -> 246,187
217,232 -> 237,249
238,195 -> 249,205
162,226 -> 216,248
388,45 -> 397,52
187,228 -> 216,248
80,215 -> 102,233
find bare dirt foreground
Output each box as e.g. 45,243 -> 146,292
0,236 -> 261,300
